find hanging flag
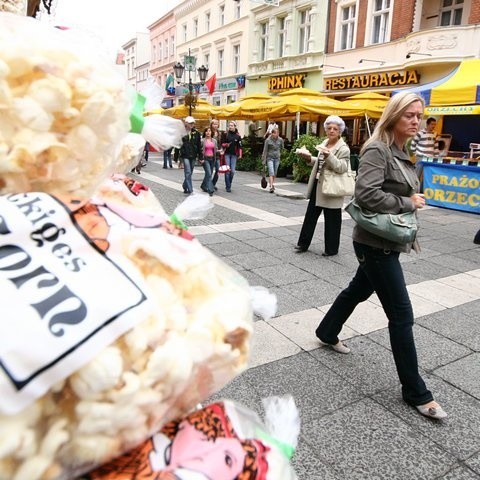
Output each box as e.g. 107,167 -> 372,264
165,74 -> 174,92
205,74 -> 216,95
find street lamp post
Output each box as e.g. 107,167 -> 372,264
173,49 -> 209,116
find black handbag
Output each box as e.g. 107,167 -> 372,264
261,166 -> 268,188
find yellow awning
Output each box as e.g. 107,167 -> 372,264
429,59 -> 480,106
395,59 -> 480,107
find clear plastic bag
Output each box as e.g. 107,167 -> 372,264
0,13 -> 131,197
0,177 -> 254,480
84,396 -> 300,479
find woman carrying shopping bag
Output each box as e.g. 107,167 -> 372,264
261,127 -> 284,193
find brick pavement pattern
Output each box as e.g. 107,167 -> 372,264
133,154 -> 480,479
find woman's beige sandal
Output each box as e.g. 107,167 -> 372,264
416,403 -> 448,420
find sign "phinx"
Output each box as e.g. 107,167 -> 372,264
268,74 -> 305,91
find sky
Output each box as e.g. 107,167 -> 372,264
49,0 -> 181,55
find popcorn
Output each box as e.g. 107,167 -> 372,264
0,178 -> 253,480
0,0 -> 26,15
0,13 -> 131,196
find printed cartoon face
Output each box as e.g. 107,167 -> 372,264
164,421 -> 246,479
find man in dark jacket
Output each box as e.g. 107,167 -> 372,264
179,116 -> 203,194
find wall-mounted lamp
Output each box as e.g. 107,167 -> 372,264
359,58 -> 385,65
406,52 -> 432,59
320,64 -> 345,69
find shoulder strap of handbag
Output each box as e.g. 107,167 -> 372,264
392,156 -> 416,192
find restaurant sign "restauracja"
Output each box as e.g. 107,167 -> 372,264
324,70 -> 420,91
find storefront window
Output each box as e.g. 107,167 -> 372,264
440,0 -> 463,26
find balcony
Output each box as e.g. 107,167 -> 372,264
248,50 -> 324,78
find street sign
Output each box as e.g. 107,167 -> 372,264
184,55 -> 196,71
249,0 -> 280,6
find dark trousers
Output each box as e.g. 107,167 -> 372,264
212,158 -> 220,187
163,148 -> 172,168
316,241 -> 433,406
297,180 -> 342,254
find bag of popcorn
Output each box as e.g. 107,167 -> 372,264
0,13 -> 185,197
84,396 -> 300,480
0,177 -> 254,480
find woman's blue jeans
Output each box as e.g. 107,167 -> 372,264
224,154 -> 237,190
182,158 -> 195,193
316,241 -> 433,406
201,157 -> 215,193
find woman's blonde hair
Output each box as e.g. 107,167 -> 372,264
361,92 -> 425,154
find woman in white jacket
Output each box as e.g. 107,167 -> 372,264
295,116 -> 351,256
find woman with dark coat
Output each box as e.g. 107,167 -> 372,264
315,92 -> 447,420
221,121 -> 242,192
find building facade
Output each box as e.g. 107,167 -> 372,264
247,0 -> 328,95
149,10 -> 177,108
173,0 -> 250,107
322,0 -> 480,97
321,0 -> 480,147
122,32 -> 151,90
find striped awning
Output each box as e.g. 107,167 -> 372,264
394,59 -> 480,106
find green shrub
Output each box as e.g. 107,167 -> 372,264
237,136 -> 263,172
287,134 -> 323,182
277,148 -> 292,177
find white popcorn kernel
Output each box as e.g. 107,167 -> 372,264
13,97 -> 54,131
40,419 -> 70,458
27,76 -> 72,113
70,346 -> 123,398
13,455 -> 51,480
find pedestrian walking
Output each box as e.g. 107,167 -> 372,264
179,116 -> 202,194
163,147 -> 173,169
221,121 -> 242,192
264,120 -> 279,139
200,127 -> 218,196
210,119 -> 222,191
410,116 -> 439,190
295,115 -> 351,256
142,142 -> 150,166
315,92 -> 447,420
261,127 -> 284,193
131,141 -> 149,174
